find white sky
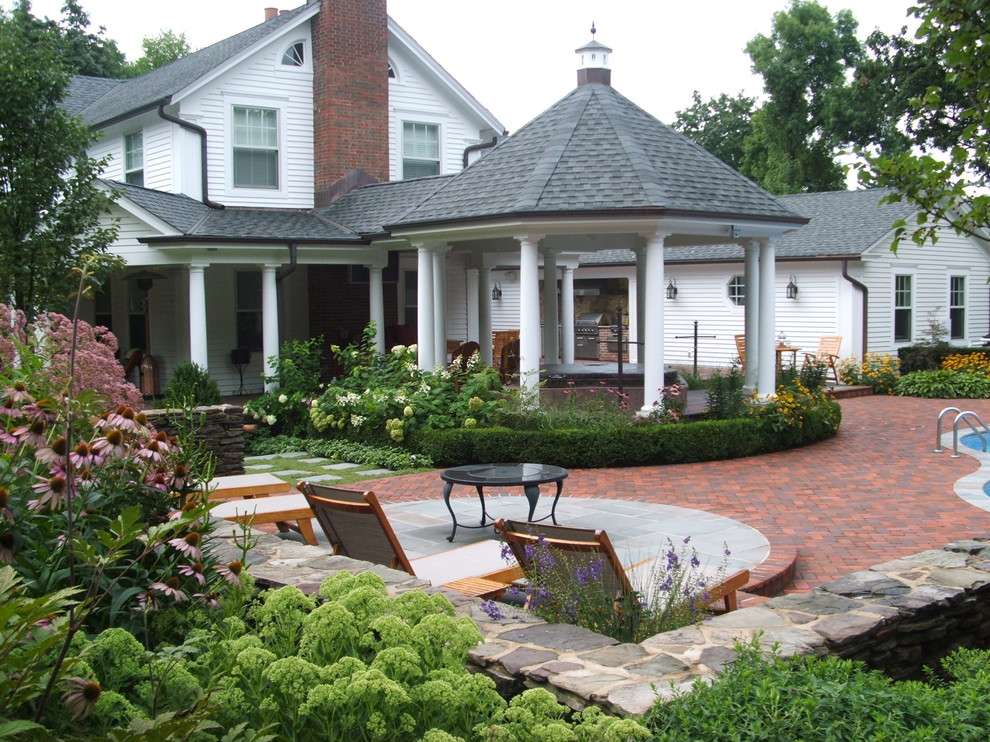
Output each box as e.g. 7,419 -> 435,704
10,0 -> 917,132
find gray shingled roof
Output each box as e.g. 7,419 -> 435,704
392,83 -> 804,228
316,175 -> 452,235
65,4 -> 313,127
109,180 -> 361,242
577,188 -> 917,266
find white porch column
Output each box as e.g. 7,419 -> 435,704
261,264 -> 279,392
188,263 -> 209,370
744,240 -> 760,389
627,273 -> 639,364
367,264 -> 385,354
466,266 -> 480,345
518,234 -> 543,401
479,263 -> 493,365
640,230 -> 670,413
757,238 -> 778,397
635,244 -> 647,364
541,249 -> 559,364
415,245 -> 435,369
433,245 -> 449,368
560,264 -> 575,364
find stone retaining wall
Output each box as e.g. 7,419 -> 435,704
144,405 -> 246,476
212,523 -> 990,718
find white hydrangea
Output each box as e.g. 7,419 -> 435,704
350,414 -> 366,427
278,394 -> 288,404
264,414 -> 277,425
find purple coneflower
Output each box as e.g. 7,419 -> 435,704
3,382 -> 32,404
170,463 -> 191,492
69,442 -> 99,470
215,560 -> 244,585
151,576 -> 188,602
168,531 -> 203,559
0,532 -> 14,563
35,436 -> 67,466
178,562 -> 206,585
10,418 -> 47,449
136,589 -> 160,612
62,678 -> 102,720
92,428 -> 127,458
31,475 -> 68,511
194,591 -> 221,610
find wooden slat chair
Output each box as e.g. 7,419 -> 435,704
495,518 -> 750,613
734,334 -> 746,372
499,337 -> 521,385
492,329 -> 519,370
450,340 -> 481,371
803,334 -> 842,384
299,482 -> 510,599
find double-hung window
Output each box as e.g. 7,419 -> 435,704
894,274 -> 913,343
124,131 -> 144,186
402,122 -> 439,179
949,275 -> 966,340
232,106 -> 278,188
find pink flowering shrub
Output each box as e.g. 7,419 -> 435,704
0,303 -> 141,409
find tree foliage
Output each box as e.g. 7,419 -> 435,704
858,0 -> 990,249
673,92 -> 755,172
0,10 -> 118,315
120,29 -> 191,78
9,0 -> 125,77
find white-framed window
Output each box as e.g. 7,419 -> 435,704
727,275 -> 745,306
949,275 -> 966,340
402,121 -> 440,179
232,106 -> 279,189
281,40 -> 305,67
236,272 -> 263,351
124,131 -> 144,187
894,274 -> 913,343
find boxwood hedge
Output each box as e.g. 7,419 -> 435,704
406,400 -> 840,468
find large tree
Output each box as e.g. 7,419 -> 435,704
858,0 -> 989,248
672,92 -> 756,173
121,29 -> 191,78
10,0 -> 125,77
0,11 -> 117,315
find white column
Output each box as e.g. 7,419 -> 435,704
640,230 -> 670,413
368,264 -> 385,354
416,245 -> 435,369
433,245 -> 449,367
188,263 -> 208,370
627,274 -> 639,364
479,263 -> 493,365
635,244 -> 647,363
757,238 -> 778,397
744,240 -> 760,389
518,234 -> 543,402
560,264 -> 575,364
466,266 -> 480,345
261,264 -> 279,392
541,249 -> 559,364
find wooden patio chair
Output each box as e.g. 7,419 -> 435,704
450,340 -> 481,370
298,481 -> 511,599
499,338 -> 520,384
494,518 -> 750,613
803,335 -> 842,384
492,329 -> 519,370
734,334 -> 746,373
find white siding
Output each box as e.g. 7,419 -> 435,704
182,29 -> 315,208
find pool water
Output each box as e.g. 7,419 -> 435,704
961,433 -> 990,452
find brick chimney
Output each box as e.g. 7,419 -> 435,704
311,0 -> 389,207
264,7 -> 278,21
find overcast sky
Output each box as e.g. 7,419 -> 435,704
11,0 -> 917,132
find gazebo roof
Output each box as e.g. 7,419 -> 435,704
391,82 -> 804,230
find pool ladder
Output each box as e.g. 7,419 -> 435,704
935,406 -> 990,457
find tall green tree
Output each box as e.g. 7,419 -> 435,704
672,92 -> 756,172
858,0 -> 989,248
0,11 -> 118,316
10,0 -> 125,77
121,29 -> 191,78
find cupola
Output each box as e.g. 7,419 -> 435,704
575,23 -> 612,86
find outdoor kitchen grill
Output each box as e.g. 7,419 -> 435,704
574,312 -> 605,360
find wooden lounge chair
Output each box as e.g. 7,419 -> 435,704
494,518 -> 749,613
450,340 -> 481,370
499,337 -> 520,384
492,329 -> 519,370
803,334 -> 842,384
298,481 -> 511,599
734,334 -> 746,372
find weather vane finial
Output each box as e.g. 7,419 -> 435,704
590,22 -> 597,38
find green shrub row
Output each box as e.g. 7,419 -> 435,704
246,434 -> 434,470
407,401 -> 841,468
898,343 -> 988,374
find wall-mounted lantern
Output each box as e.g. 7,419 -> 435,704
786,275 -> 799,300
665,278 -> 678,300
491,282 -> 503,301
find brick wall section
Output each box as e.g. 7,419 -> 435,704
144,405 -> 246,477
311,0 -> 389,205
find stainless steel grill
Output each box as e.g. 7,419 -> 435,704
574,312 -> 605,360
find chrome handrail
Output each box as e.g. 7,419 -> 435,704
935,406 -> 962,452
952,410 -> 990,458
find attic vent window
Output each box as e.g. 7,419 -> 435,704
388,62 -> 395,78
281,41 -> 304,66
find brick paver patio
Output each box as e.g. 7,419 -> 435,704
361,395 -> 990,593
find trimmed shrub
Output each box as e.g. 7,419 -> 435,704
895,370 -> 990,399
161,361 -> 223,407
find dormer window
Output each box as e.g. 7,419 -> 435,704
281,41 -> 304,67
124,131 -> 144,187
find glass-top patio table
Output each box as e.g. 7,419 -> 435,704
440,463 -> 568,541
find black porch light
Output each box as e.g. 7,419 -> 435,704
491,281 -> 503,301
665,278 -> 678,299
786,275 -> 799,300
